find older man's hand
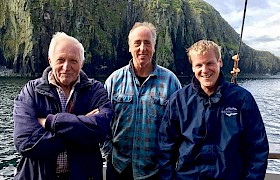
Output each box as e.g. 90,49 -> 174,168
86,108 -> 99,116
38,118 -> 46,128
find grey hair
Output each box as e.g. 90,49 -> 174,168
128,22 -> 157,47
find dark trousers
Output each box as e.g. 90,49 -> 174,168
106,161 -> 159,180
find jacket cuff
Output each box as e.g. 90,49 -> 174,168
45,114 -> 55,132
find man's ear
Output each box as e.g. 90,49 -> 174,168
219,58 -> 223,67
192,65 -> 195,72
48,57 -> 52,66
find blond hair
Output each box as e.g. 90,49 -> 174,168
187,40 -> 221,64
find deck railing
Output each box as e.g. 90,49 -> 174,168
268,143 -> 280,159
265,144 -> 280,179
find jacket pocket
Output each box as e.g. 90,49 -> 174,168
111,94 -> 133,127
14,156 -> 56,180
112,94 -> 133,103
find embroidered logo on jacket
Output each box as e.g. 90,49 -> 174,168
222,107 -> 238,117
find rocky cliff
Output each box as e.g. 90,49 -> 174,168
1,0 -> 280,77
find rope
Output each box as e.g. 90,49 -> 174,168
231,0 -> 248,84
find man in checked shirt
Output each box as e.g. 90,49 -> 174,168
13,32 -> 113,180
101,22 -> 182,180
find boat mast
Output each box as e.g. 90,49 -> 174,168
231,0 -> 248,84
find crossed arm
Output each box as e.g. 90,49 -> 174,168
38,109 -> 100,128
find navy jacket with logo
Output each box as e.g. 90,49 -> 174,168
158,73 -> 269,180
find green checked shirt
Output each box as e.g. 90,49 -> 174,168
102,60 -> 182,179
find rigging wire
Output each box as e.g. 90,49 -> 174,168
231,0 -> 248,84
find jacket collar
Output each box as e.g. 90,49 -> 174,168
192,71 -> 226,94
192,71 -> 230,105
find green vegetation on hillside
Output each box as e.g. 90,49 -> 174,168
0,0 -> 279,77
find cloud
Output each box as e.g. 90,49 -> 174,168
204,0 -> 280,57
247,35 -> 279,43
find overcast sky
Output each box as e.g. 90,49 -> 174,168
203,0 -> 280,57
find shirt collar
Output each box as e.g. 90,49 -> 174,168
128,59 -> 157,78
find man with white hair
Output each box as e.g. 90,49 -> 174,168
13,32 -> 113,180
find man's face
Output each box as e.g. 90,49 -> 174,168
191,50 -> 223,95
129,26 -> 155,69
48,40 -> 82,90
